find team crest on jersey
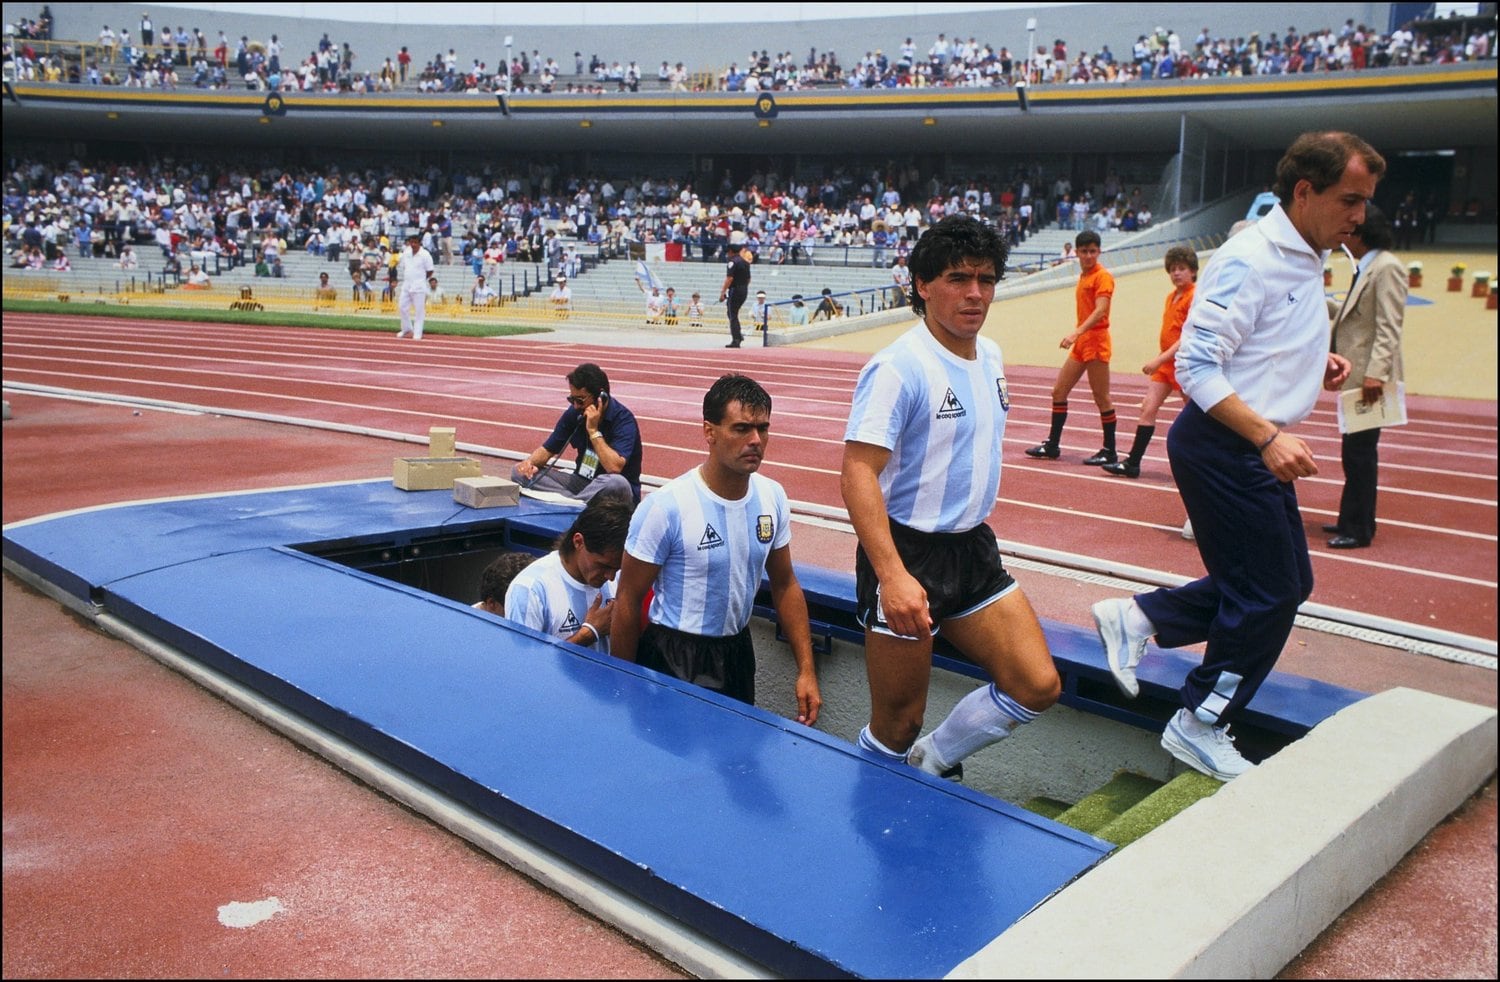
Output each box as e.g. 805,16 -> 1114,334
996,376 -> 1010,412
698,523 -> 725,550
756,514 -> 774,543
936,387 -> 966,420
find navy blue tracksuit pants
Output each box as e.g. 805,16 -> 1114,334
1135,402 -> 1314,725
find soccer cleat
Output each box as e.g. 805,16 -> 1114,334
1161,708 -> 1255,782
1025,442 -> 1060,460
1091,597 -> 1148,698
906,734 -> 964,782
1102,460 -> 1140,479
1082,448 -> 1118,466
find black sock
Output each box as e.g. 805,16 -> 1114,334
1101,409 -> 1117,452
1127,425 -> 1155,466
1047,402 -> 1067,446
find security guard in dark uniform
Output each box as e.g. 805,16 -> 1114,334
719,245 -> 753,348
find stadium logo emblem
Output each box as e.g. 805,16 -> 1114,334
753,94 -> 778,119
263,93 -> 287,117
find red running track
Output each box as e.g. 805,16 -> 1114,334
4,313 -> 1495,643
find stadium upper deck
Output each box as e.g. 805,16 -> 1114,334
4,62 -> 1495,158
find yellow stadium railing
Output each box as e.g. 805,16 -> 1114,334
1,276 -> 776,336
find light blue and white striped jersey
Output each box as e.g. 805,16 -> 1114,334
843,323 -> 1010,533
625,467 -> 792,637
504,551 -> 616,653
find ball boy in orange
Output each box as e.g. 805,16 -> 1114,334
1104,245 -> 1199,479
1025,229 -> 1118,464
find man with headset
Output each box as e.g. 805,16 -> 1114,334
511,362 -> 642,504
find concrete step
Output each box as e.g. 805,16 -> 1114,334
1050,770 -> 1165,836
1094,770 -> 1222,849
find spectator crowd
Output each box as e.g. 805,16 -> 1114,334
4,149 -> 1168,293
2,8 -> 1494,93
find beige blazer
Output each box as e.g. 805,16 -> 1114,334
1330,248 -> 1406,390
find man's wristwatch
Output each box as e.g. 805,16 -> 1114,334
588,431 -> 602,441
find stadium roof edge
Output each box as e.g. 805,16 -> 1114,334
4,64 -> 1494,156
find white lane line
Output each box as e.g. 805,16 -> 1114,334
1001,498 -> 1497,588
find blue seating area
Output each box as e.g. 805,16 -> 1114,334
2,479 -> 1364,976
781,564 -> 1361,741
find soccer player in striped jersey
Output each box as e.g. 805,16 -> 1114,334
612,374 -> 822,726
504,495 -> 632,653
841,215 -> 1060,780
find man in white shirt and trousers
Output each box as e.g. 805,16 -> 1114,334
1090,131 -> 1380,782
396,232 -> 435,339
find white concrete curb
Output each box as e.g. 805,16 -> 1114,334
948,687 -> 1498,979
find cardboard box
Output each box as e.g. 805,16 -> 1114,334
393,456 -> 482,491
453,476 -> 521,508
428,426 -> 457,457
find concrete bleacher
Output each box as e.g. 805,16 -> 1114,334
7,225 -> 1132,332
565,254 -> 900,304
5,251 -> 171,299
162,242 -> 907,307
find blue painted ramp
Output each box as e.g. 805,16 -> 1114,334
4,483 -> 1111,977
103,548 -> 1107,977
0,479 -> 581,603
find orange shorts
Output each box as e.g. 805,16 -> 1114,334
1150,361 -> 1180,391
1069,328 -> 1111,364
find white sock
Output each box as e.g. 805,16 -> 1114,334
857,725 -> 906,763
928,684 -> 1039,768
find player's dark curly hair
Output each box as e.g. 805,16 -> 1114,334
703,373 -> 771,423
908,215 -> 1008,316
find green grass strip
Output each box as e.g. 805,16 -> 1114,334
2,297 -> 552,338
1052,771 -> 1164,835
1094,770 -> 1223,848
1021,797 -> 1073,821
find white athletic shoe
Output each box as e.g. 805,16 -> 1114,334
1161,708 -> 1255,782
1092,597 -> 1149,698
1181,519 -> 1195,540
906,734 -> 963,782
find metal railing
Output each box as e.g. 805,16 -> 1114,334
5,230 -> 1233,334
760,285 -> 909,345
0,272 -> 748,331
